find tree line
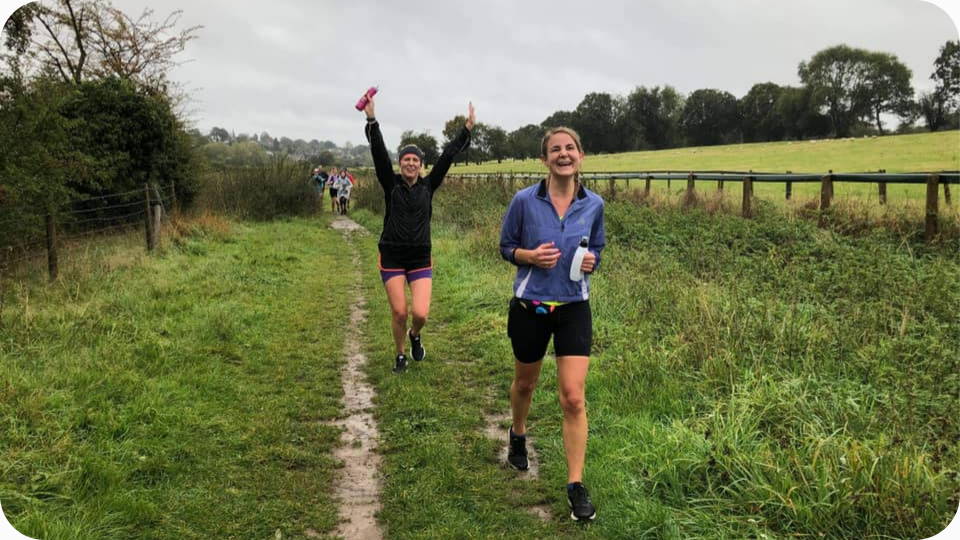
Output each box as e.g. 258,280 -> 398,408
402,42 -> 959,165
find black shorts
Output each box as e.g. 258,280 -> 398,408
378,244 -> 433,283
329,188 -> 338,198
507,298 -> 592,363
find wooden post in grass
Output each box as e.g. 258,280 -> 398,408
742,172 -> 753,218
45,213 -> 58,281
151,184 -> 163,242
878,169 -> 887,205
718,179 -> 724,193
145,184 -> 155,251
645,175 -> 652,197
926,173 -> 940,242
785,171 -> 792,200
944,183 -> 952,205
819,170 -> 833,212
684,172 -> 696,207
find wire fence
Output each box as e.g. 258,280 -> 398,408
0,183 -> 177,282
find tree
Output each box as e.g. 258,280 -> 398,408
623,85 -> 684,150
571,92 -> 619,153
209,126 -> 231,143
86,6 -> 199,93
398,130 -> 439,165
59,77 -> 197,200
7,0 -> 198,92
540,110 -> 576,130
507,124 -> 542,160
679,88 -> 740,146
738,82 -> 785,142
484,125 -> 508,163
862,52 -> 914,135
933,40 -> 959,106
774,86 -> 832,140
798,44 -> 874,137
925,40 -> 960,131
0,72 -> 75,220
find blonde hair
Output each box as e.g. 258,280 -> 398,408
540,126 -> 583,157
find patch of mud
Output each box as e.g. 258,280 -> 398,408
330,215 -> 369,233
327,218 -> 383,540
482,411 -> 553,521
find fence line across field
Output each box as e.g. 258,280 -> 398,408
1,182 -> 177,282
447,170 -> 959,240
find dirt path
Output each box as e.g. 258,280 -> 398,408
326,216 -> 384,540
325,215 -> 549,532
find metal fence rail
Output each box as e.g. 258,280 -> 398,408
446,170 -> 960,241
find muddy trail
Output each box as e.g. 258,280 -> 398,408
324,215 -> 550,538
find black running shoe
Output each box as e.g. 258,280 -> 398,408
393,354 -> 408,374
409,330 -> 425,362
567,482 -> 596,521
507,427 -> 528,470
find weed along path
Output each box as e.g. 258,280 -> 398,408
326,215 -> 384,540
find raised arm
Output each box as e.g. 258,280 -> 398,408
362,97 -> 395,191
427,102 -> 475,190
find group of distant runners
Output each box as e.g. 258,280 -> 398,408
311,165 -> 354,215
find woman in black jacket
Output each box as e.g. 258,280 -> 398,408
362,96 -> 474,373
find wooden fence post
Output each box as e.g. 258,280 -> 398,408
717,179 -> 724,193
145,184 -> 155,251
151,184 -> 163,243
742,172 -> 753,218
819,170 -> 833,227
644,175 -> 652,197
683,172 -> 696,207
926,173 -> 940,242
944,183 -> 952,205
45,213 -> 58,281
785,171 -> 792,200
878,169 -> 887,205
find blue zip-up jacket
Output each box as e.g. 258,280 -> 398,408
499,180 -> 605,302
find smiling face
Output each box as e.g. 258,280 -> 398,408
399,154 -> 422,182
541,129 -> 584,180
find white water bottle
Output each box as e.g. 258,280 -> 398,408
569,236 -> 590,281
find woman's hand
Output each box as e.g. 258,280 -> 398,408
364,97 -> 376,119
580,250 -> 596,273
521,242 -> 560,269
466,101 -> 475,130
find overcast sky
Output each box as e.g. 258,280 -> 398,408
2,0 -> 959,149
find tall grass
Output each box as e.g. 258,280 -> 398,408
0,216 -> 352,539
352,180 -> 958,539
193,155 -> 322,220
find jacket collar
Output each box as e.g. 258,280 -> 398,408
536,178 -> 587,200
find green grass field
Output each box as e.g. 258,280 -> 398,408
445,130 -> 960,205
1,218 -> 352,539
1,131 -> 958,539
453,131 -> 960,175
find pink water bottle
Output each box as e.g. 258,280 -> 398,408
355,86 -> 378,111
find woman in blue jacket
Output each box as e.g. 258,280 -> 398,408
499,126 -> 605,522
